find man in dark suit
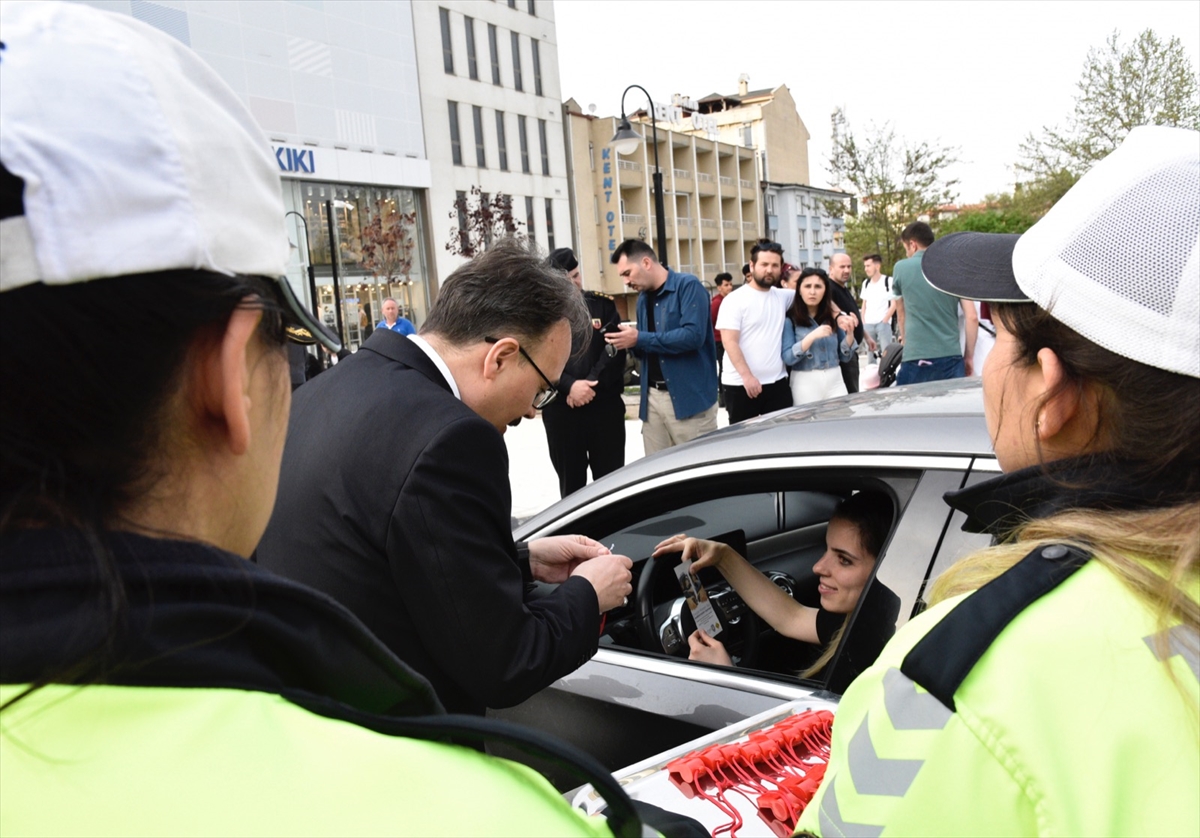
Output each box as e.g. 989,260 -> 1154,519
255,240 -> 633,715
541,247 -> 625,498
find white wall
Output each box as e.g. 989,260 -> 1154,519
412,1 -> 572,284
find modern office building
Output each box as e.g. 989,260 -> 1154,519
73,0 -> 434,351
412,0 -> 572,284
563,99 -> 761,312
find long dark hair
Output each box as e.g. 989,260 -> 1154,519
788,267 -> 836,328
0,270 -> 288,710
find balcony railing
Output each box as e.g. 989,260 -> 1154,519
676,216 -> 694,227
718,175 -> 734,186
695,172 -> 713,183
617,159 -> 640,171
740,178 -> 753,188
721,219 -> 736,228
673,168 -> 692,180
699,217 -> 717,228
702,263 -> 717,274
742,221 -> 757,231
621,213 -> 644,225
678,263 -> 694,273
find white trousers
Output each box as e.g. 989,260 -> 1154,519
789,367 -> 848,407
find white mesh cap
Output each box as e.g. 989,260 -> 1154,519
1012,125 -> 1199,378
0,1 -> 288,291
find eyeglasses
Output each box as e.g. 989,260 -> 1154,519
485,336 -> 559,409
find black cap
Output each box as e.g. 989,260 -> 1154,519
548,247 -> 579,272
921,232 -> 1030,304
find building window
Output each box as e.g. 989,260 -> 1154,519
588,140 -> 595,171
439,8 -> 453,74
544,198 -> 555,250
525,196 -> 536,244
537,118 -> 549,175
796,228 -> 806,247
495,110 -> 509,171
741,122 -> 752,147
507,0 -> 516,7
456,189 -> 469,251
766,193 -> 775,213
510,32 -> 523,92
833,231 -> 845,249
464,16 -> 478,80
518,115 -> 530,173
527,0 -> 536,15
448,101 -> 462,165
487,24 -> 501,85
472,105 -> 485,167
531,39 -> 543,96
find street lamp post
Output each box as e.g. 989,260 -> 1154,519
610,85 -> 669,269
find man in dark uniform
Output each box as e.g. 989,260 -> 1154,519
542,248 -> 626,497
828,252 -> 866,393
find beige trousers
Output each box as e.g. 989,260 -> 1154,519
642,388 -> 718,455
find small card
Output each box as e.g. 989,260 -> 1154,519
675,560 -> 723,637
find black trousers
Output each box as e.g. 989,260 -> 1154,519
542,396 -> 626,498
724,377 -> 793,424
840,356 -> 860,394
715,343 -> 726,406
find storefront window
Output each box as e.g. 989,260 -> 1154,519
282,181 -> 431,352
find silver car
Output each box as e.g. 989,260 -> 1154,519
492,379 -> 997,810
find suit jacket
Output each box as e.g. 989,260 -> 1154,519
255,330 -> 600,715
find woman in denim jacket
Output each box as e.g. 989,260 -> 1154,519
782,268 -> 857,405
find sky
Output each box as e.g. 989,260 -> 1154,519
554,0 -> 1200,203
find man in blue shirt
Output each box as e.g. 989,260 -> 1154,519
376,297 -> 416,336
605,240 -> 718,454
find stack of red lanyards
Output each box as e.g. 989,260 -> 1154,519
665,709 -> 833,838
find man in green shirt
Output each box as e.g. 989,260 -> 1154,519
893,222 -> 977,384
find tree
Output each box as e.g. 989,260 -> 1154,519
935,207 -> 1038,237
360,198 -> 417,287
446,187 -> 524,258
1021,29 -> 1200,180
829,108 -> 960,275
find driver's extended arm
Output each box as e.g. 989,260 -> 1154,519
664,539 -> 819,645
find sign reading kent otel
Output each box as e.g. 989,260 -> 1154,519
274,146 -> 315,174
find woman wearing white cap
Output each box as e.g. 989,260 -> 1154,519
796,124 -> 1198,837
0,4 -> 645,836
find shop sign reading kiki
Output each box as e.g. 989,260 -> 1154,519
274,146 -> 316,174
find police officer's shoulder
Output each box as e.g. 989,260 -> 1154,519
584,290 -> 614,301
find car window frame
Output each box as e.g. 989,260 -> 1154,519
517,454 -> 976,692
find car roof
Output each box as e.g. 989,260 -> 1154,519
520,379 -> 994,532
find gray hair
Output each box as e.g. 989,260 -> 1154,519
421,238 -> 589,349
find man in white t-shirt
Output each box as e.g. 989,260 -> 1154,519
716,241 -> 795,423
859,253 -> 897,361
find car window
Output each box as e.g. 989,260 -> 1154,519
549,465 -> 952,691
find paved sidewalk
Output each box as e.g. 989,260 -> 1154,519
506,402 -> 737,520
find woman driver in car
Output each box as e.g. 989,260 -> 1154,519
653,491 -> 897,693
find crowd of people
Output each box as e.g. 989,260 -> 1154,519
1,3 -> 1195,837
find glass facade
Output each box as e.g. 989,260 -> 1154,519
282,180 -> 431,353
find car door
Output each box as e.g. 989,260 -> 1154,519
492,454 -> 978,788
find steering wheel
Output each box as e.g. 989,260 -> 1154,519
635,552 -> 761,668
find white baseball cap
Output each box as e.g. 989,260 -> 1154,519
922,125 -> 1199,378
0,1 -> 340,351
